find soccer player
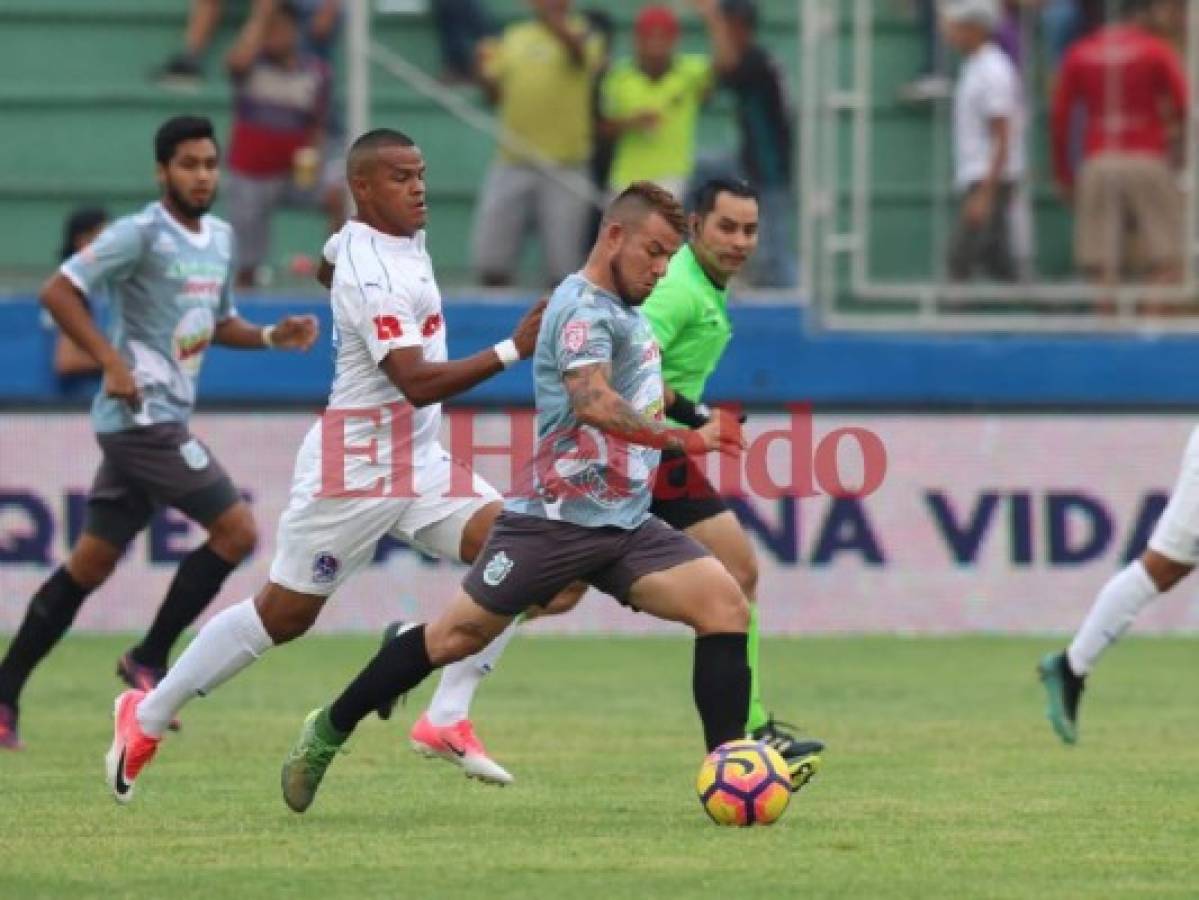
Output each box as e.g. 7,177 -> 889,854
1039,426 -> 1199,744
0,115 -> 318,751
102,128 -> 550,802
277,181 -> 754,814
400,177 -> 824,787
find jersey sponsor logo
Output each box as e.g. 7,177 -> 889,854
421,313 -> 443,338
641,340 -> 661,364
562,320 -> 589,353
179,439 -> 210,471
373,315 -> 403,340
482,550 -> 514,586
173,307 -> 216,377
312,552 -> 340,585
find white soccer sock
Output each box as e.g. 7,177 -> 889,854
1067,561 -> 1159,677
136,598 -> 273,738
426,619 -> 520,726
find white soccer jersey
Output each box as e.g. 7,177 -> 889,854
269,220 -> 500,597
327,219 -> 447,471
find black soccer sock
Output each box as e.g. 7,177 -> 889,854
130,543 -> 236,669
693,632 -> 751,752
0,567 -> 91,708
328,624 -> 435,736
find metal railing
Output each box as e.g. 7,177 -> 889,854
801,0 -> 1199,332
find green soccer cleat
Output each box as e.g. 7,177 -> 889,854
750,717 -> 825,794
281,709 -> 343,813
1037,651 -> 1085,745
786,750 -> 822,794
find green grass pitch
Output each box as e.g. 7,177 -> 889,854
3,635 -> 1198,898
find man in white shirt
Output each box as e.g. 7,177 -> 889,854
943,0 -> 1024,282
103,129 -> 548,803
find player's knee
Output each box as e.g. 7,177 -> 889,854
1141,549 -> 1193,592
66,540 -> 120,589
254,589 -> 318,644
209,511 -> 258,562
691,574 -> 750,635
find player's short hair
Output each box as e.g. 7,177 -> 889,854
347,128 -> 418,178
691,177 -> 759,219
276,0 -> 302,20
603,181 -> 686,237
155,116 -> 218,165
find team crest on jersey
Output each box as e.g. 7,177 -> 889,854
312,552 -> 340,585
482,550 -> 514,586
152,232 -> 179,256
563,321 -> 590,353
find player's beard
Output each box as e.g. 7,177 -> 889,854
609,254 -> 648,307
166,181 -> 216,220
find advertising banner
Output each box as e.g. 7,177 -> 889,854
2,412 -> 1196,634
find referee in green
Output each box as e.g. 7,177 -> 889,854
640,177 -> 824,784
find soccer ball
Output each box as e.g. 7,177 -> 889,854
696,739 -> 792,826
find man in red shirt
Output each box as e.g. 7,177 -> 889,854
225,0 -> 340,287
1051,0 -> 1188,289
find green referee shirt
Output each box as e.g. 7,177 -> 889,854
641,243 -> 733,405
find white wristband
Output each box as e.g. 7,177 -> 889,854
494,338 -> 520,369
261,325 -> 277,349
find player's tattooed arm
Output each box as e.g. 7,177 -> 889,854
564,363 -> 742,455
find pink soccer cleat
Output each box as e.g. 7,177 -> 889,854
104,690 -> 161,804
409,713 -> 514,786
116,652 -> 181,731
0,702 -> 23,751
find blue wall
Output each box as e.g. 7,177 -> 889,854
4,295 -> 1199,408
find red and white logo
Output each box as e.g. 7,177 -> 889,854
562,320 -> 589,353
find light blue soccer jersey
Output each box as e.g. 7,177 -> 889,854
60,202 -> 237,433
507,274 -> 665,529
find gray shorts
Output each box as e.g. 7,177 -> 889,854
462,510 -> 709,616
225,160 -> 341,270
469,162 -> 591,284
86,423 -> 241,548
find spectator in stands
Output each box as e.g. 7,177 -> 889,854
155,0 -> 342,88
1051,0 -> 1188,290
471,0 -> 604,286
224,0 -> 341,288
693,0 -> 797,287
900,0 -> 951,102
433,0 -> 498,84
1042,0 -> 1107,68
600,6 -> 713,200
46,208 -> 108,394
944,0 -> 1025,283
583,8 -> 617,245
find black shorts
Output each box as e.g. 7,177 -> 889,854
463,510 -> 709,616
649,447 -> 729,531
85,423 -> 241,548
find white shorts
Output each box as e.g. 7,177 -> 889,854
1148,426 -> 1199,565
270,429 -> 501,596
